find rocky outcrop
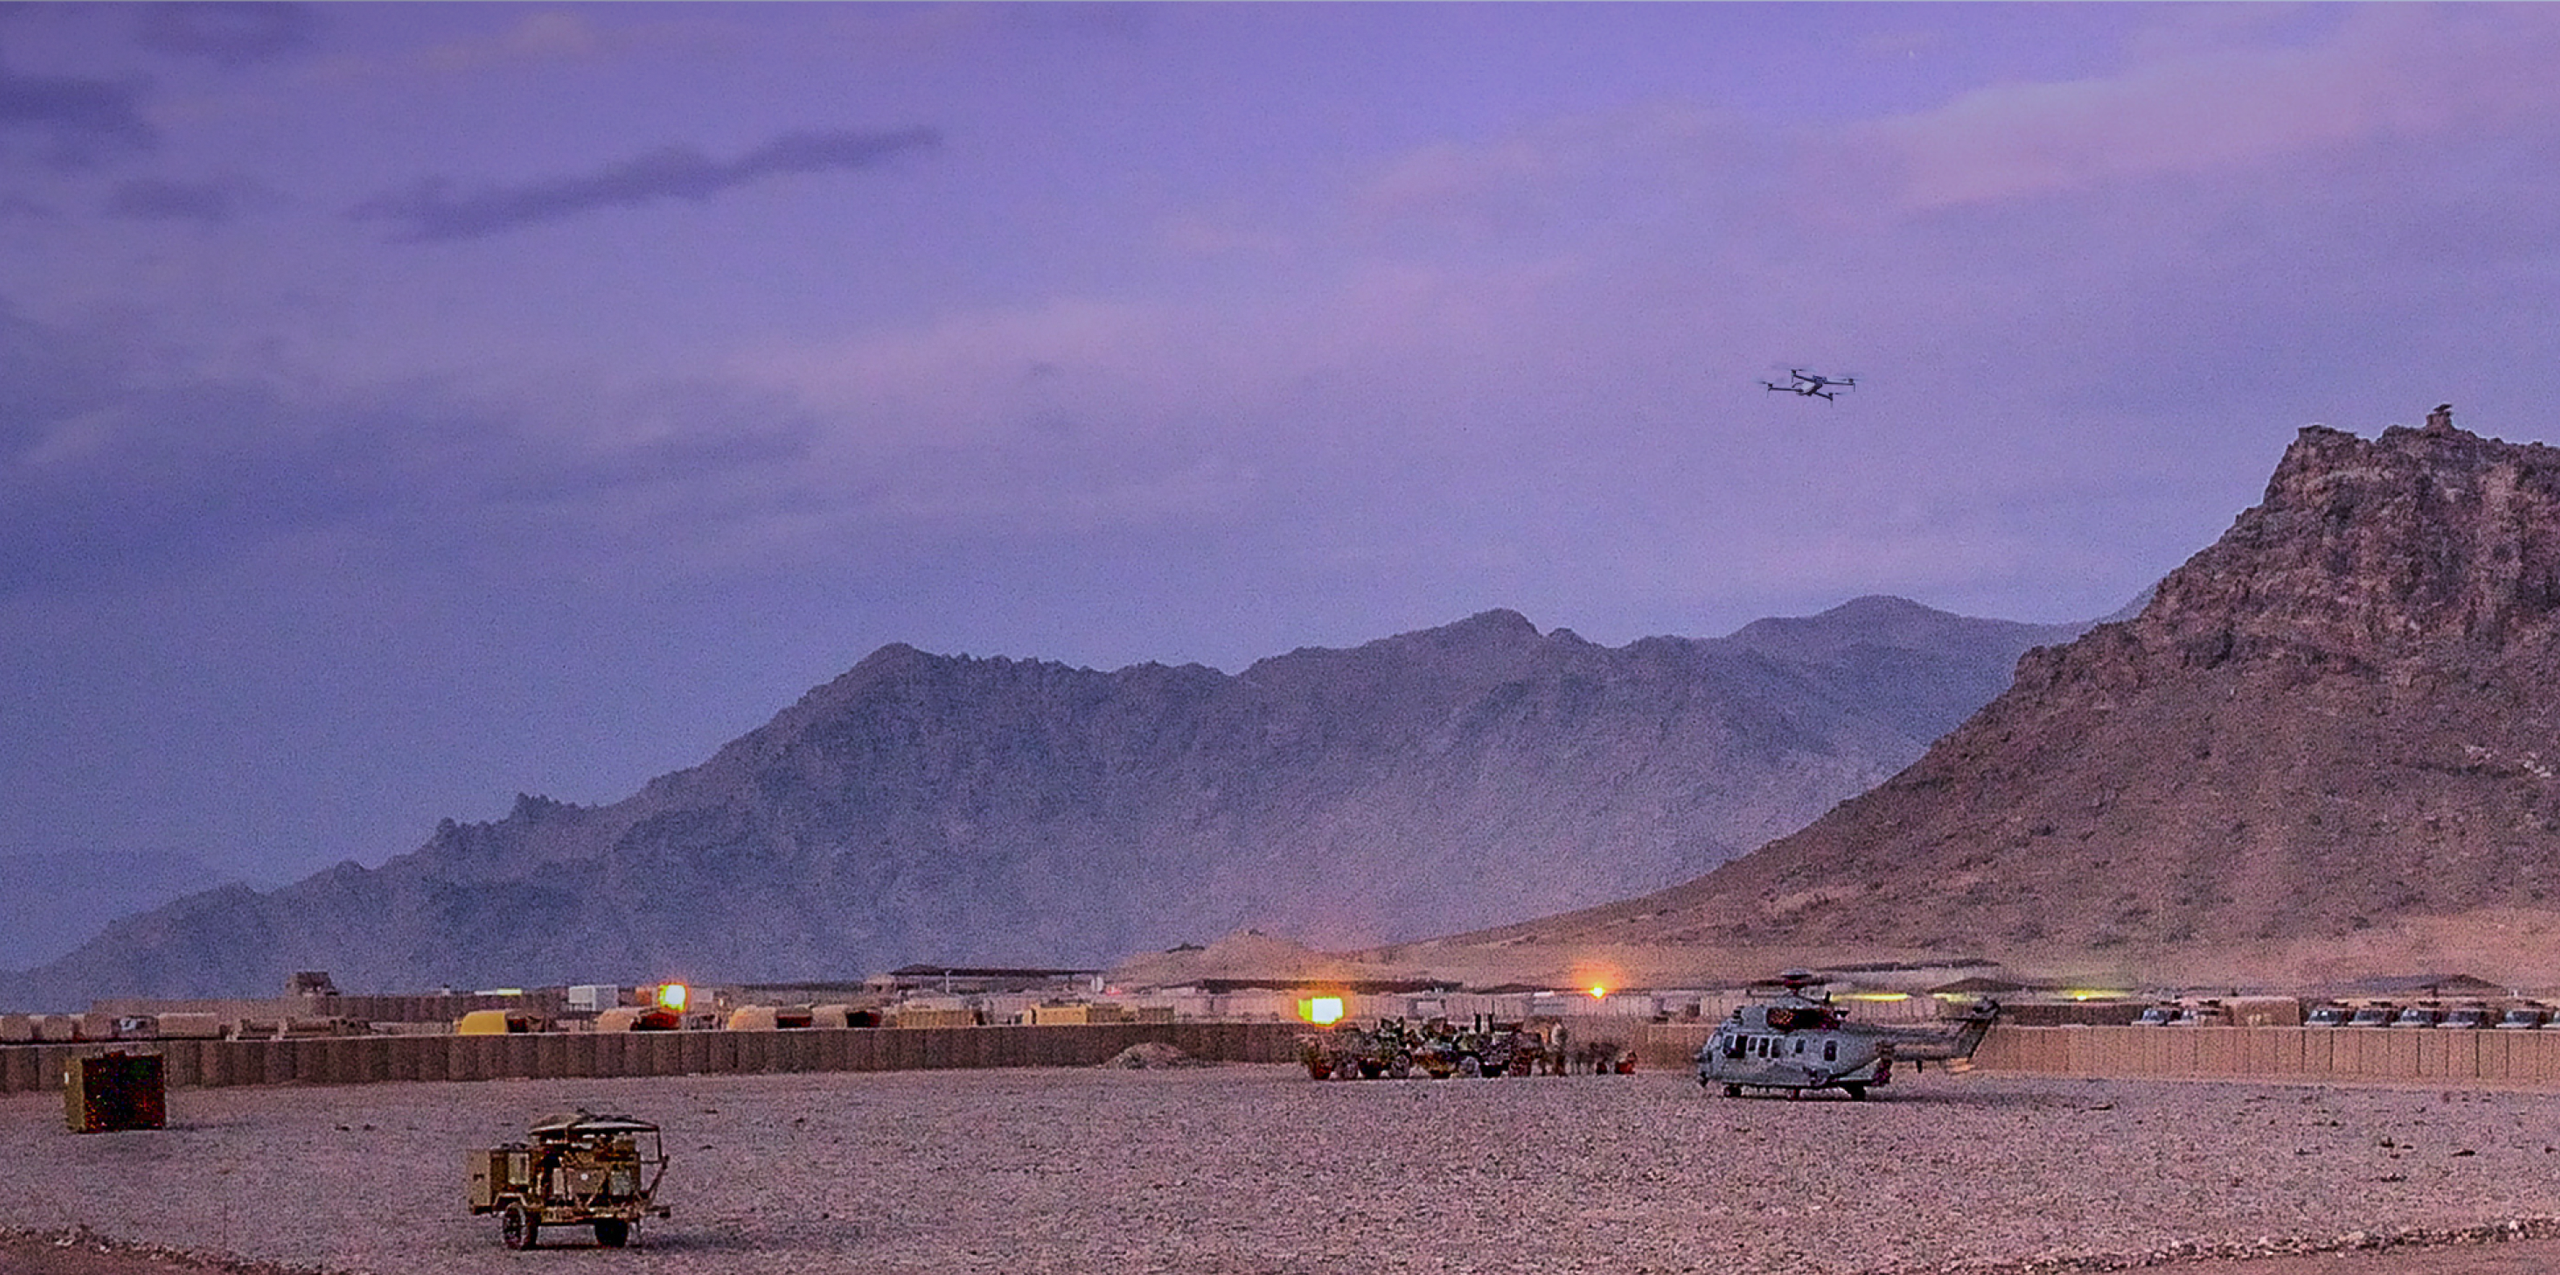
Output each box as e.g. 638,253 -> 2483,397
1485,418 -> 2560,981
3,598 -> 2078,1001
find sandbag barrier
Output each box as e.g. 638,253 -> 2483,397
0,1022 -> 1307,1095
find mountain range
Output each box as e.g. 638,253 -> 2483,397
3,597 -> 2080,1003
22,412 -> 2547,1006
1434,417 -> 2560,989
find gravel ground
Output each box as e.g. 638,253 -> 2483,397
8,1066 -> 2560,1275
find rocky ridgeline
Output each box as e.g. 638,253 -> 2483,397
2032,417 -> 2560,702
6,597 -> 2077,1000
1510,415 -> 2560,981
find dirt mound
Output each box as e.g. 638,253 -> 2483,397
1099,1042 -> 1202,1069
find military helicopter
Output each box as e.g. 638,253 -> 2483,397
1696,970 -> 1999,1099
1760,369 -> 1856,400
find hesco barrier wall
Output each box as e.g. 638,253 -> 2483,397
0,1022 -> 1306,1095
1633,1023 -> 1713,1072
1974,1025 -> 2560,1084
87,991 -> 567,1025
23,1022 -> 2548,1094
1623,1022 -> 2560,1086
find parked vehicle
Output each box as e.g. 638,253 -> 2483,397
2438,1005 -> 2495,1029
2346,1004 -> 2398,1027
2133,1005 -> 2179,1026
2389,1006 -> 2442,1028
2498,1006 -> 2549,1030
1300,1015 -> 1559,1080
2305,1005 -> 2353,1027
468,1111 -> 669,1249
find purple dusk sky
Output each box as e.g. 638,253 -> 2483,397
5,3 -> 2558,889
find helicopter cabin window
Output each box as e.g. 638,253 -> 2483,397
1792,1038 -> 1805,1055
1824,1040 -> 1838,1062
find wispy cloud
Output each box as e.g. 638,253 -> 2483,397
1866,7 -> 2560,209
132,2 -> 319,68
0,67 -> 155,169
0,303 -> 816,598
349,126 -> 941,243
104,176 -> 239,225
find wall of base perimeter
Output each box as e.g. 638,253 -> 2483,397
36,1023 -> 2551,1094
0,1022 -> 1308,1095
1972,1025 -> 2560,1085
1627,1024 -> 2560,1086
1635,1023 -> 1713,1072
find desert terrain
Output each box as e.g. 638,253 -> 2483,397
9,1063 -> 2560,1275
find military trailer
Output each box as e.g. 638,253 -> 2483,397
467,1111 -> 668,1249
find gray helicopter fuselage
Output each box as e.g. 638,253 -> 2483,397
1696,998 -> 1890,1098
1696,987 -> 2000,1099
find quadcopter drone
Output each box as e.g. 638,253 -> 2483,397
1761,369 -> 1856,401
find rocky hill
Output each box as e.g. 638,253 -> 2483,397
0,850 -> 231,971
2,597 -> 2079,1002
1442,415 -> 2560,987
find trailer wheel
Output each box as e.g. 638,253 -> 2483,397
501,1204 -> 539,1250
1723,1083 -> 1742,1098
1842,1082 -> 1868,1101
594,1219 -> 630,1248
